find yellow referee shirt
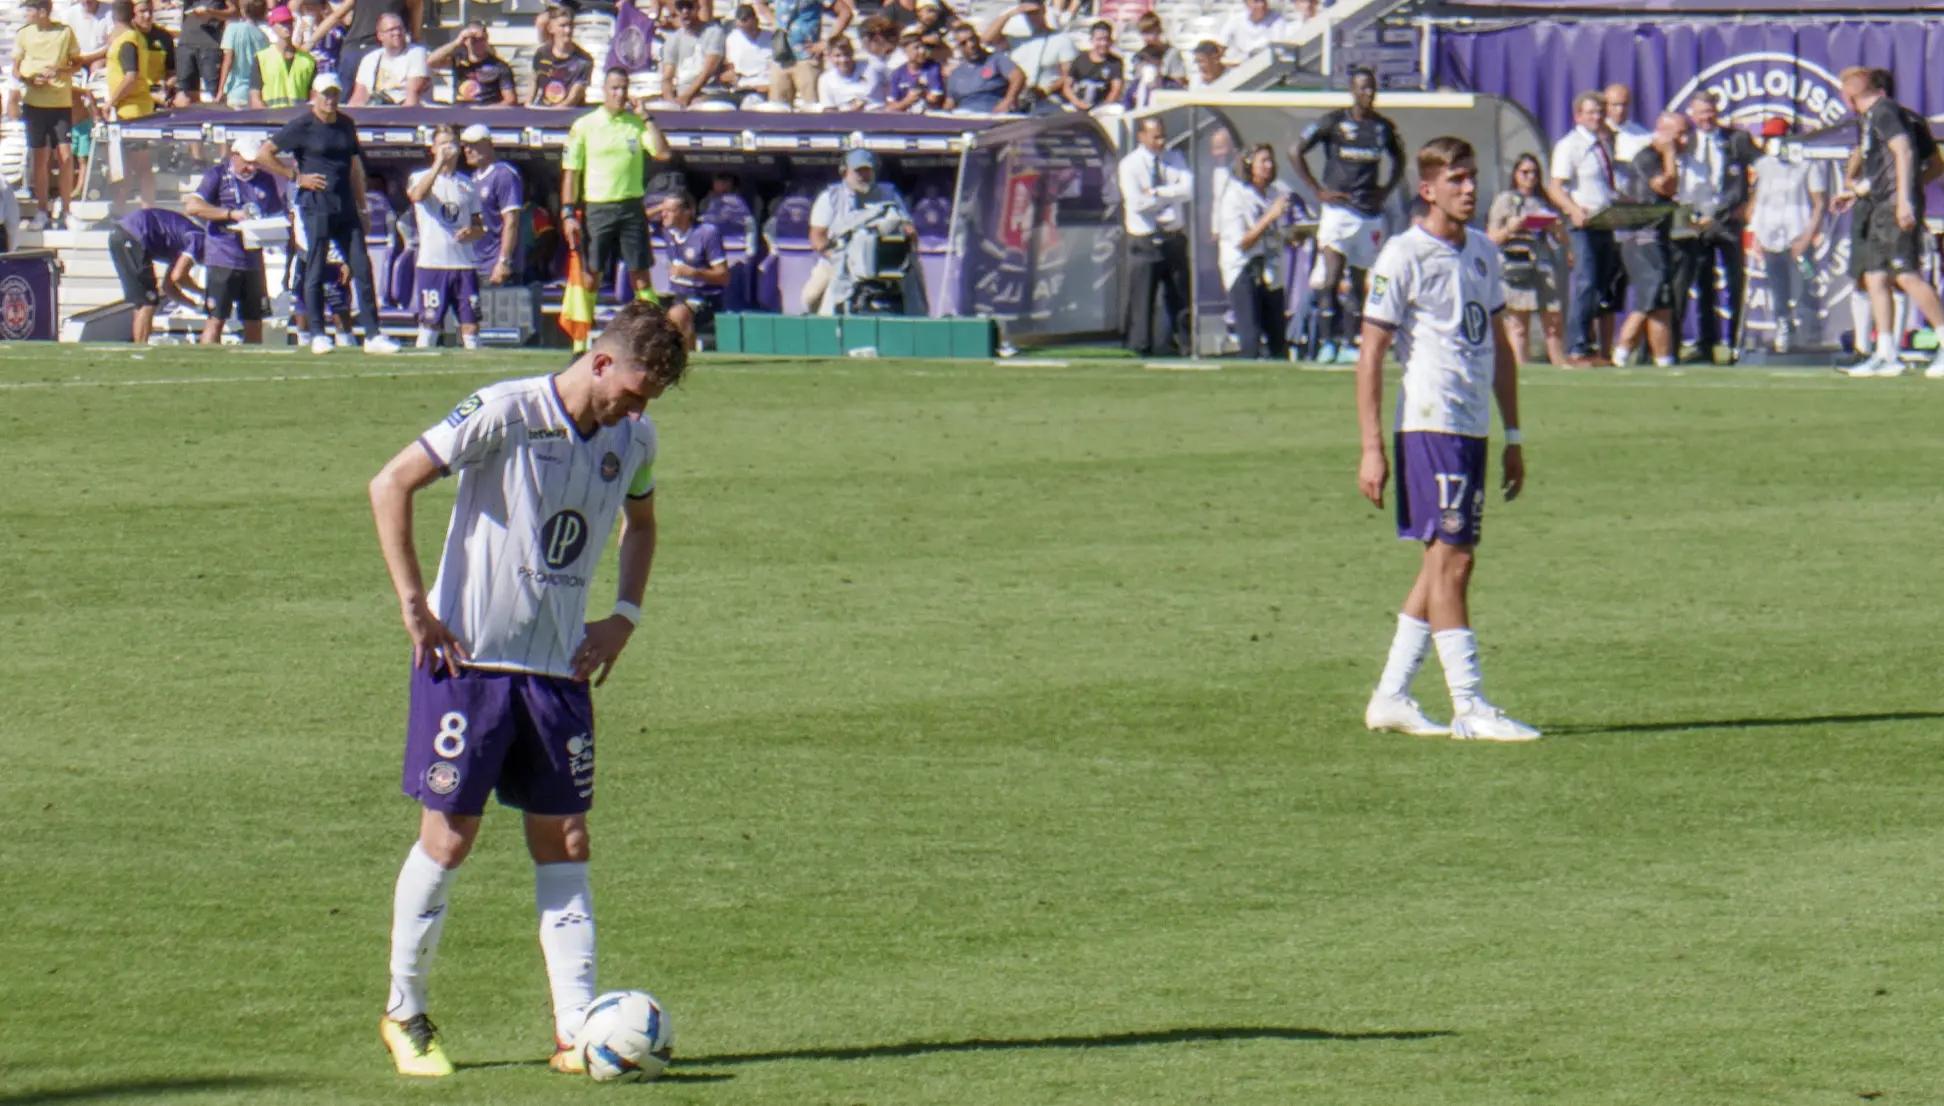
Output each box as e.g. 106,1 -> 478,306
563,107 -> 659,205
16,23 -> 81,111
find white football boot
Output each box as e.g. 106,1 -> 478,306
1450,700 -> 1542,742
365,333 -> 403,355
1364,693 -> 1451,737
309,333 -> 335,355
1924,350 -> 1944,379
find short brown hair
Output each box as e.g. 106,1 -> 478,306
1136,11 -> 1163,33
1417,136 -> 1475,182
598,301 -> 690,388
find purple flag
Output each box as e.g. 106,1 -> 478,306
606,1 -> 655,74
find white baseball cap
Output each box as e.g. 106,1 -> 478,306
312,72 -> 343,94
459,123 -> 492,144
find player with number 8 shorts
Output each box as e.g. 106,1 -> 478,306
366,301 -> 689,1078
1351,136 -> 1539,743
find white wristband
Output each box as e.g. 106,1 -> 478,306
1503,428 -> 1523,446
612,600 -> 642,627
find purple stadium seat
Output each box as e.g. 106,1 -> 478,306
760,184 -> 828,315
911,188 -> 952,317
389,246 -> 416,310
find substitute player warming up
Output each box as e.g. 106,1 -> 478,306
367,301 -> 689,1076
1354,137 -> 1539,743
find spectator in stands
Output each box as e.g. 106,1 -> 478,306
701,170 -> 756,239
250,6 -> 315,107
1119,116 -> 1192,355
944,20 -> 1020,114
1291,0 -> 1323,33
428,19 -> 516,105
877,0 -> 920,29
1126,12 -> 1185,108
255,72 -> 401,353
1063,21 -> 1121,113
1748,116 -> 1825,354
183,136 -> 285,345
816,36 -> 883,109
1607,112 -> 1685,368
338,0 -> 418,94
1219,0 -> 1290,63
659,192 -> 728,346
885,25 -> 944,112
724,4 -> 775,102
294,0 -> 349,77
1546,89 -> 1619,367
755,0 -> 856,108
1486,151 -> 1567,366
14,0 -> 82,231
106,0 -> 167,205
174,0 -> 226,105
1604,82 -> 1649,162
658,0 -> 733,107
108,207 -> 204,343
217,0 -> 268,107
856,15 -> 896,88
981,1 -> 1069,113
912,0 -> 952,41
1219,142 -> 1292,359
1680,90 -> 1758,362
62,0 -> 115,72
460,123 -> 524,286
347,12 -> 425,104
0,176 -> 20,252
1187,40 -> 1226,92
529,4 -> 594,107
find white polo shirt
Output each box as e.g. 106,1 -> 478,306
1549,124 -> 1617,218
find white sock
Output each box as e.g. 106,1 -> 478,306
1611,344 -> 1633,366
1849,292 -> 1872,354
1375,613 -> 1433,698
1653,355 -> 1675,367
1433,628 -> 1484,714
461,333 -> 480,350
416,327 -> 439,349
535,862 -> 597,1044
387,843 -> 457,1020
1876,330 -> 1897,361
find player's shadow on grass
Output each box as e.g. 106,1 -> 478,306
0,1075 -> 284,1104
450,1059 -> 734,1083
1550,710 -> 1944,737
682,1025 -> 1451,1066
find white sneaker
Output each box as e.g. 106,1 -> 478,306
1364,693 -> 1451,737
1842,354 -> 1894,378
364,333 -> 402,355
1450,701 -> 1542,742
25,212 -> 47,232
309,334 -> 335,355
1925,353 -> 1944,379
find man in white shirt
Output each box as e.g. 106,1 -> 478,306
1219,0 -> 1290,63
658,0 -> 731,107
348,12 -> 428,105
980,0 -> 1071,108
1605,83 -> 1651,162
1747,116 -> 1825,353
62,0 -> 115,69
1355,134 -> 1536,743
406,124 -> 486,348
1545,89 -> 1620,366
815,36 -> 883,108
723,4 -> 773,99
1118,116 -> 1193,354
367,300 -> 687,1079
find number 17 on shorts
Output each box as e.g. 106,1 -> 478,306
1394,430 -> 1488,545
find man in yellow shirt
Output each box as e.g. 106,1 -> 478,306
105,0 -> 169,205
14,0 -> 82,230
561,67 -> 670,305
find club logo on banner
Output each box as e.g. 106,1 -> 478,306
1663,52 -> 1848,128
0,275 -> 36,340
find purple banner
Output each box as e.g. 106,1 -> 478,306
606,0 -> 655,74
951,113 -> 1122,343
0,251 -> 59,340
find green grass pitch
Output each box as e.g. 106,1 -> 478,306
2,345 -> 1941,1105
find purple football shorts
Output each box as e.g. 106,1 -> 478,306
402,665 -> 595,816
414,268 -> 481,329
1394,430 -> 1488,546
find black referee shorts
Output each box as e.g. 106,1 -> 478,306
585,201 -> 652,288
1853,197 -> 1925,277
109,227 -> 161,306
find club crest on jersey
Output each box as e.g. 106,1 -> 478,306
440,201 -> 463,224
1439,509 -> 1465,535
446,393 -> 483,426
600,451 -> 622,482
424,762 -> 461,795
1472,257 -> 1488,278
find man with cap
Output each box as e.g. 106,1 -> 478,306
562,67 -> 672,306
255,71 -> 402,353
107,206 -> 206,344
249,5 -> 316,108
1747,116 -> 1826,354
805,148 -> 914,314
184,134 -> 288,345
884,24 -> 944,112
13,0 -> 83,230
461,123 -> 524,287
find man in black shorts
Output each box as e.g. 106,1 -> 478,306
1832,65 -> 1944,378
174,0 -> 226,104
1288,66 -> 1405,363
1610,112 -> 1686,367
14,0 -> 83,229
109,207 -> 206,343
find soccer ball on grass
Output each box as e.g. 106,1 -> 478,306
574,989 -> 675,1082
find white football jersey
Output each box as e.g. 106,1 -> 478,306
409,168 -> 481,271
416,374 -> 657,678
1362,224 -> 1506,438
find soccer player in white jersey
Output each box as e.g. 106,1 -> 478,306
367,301 -> 689,1077
1354,136 -> 1539,743
406,124 -> 487,350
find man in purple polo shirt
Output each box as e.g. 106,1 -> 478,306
460,123 -> 524,286
109,207 -> 206,344
183,135 -> 288,345
658,192 -> 726,348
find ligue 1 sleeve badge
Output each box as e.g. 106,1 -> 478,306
0,275 -> 36,340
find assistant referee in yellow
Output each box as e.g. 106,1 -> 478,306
562,66 -> 671,304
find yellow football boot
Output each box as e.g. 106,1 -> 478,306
379,1013 -> 455,1078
